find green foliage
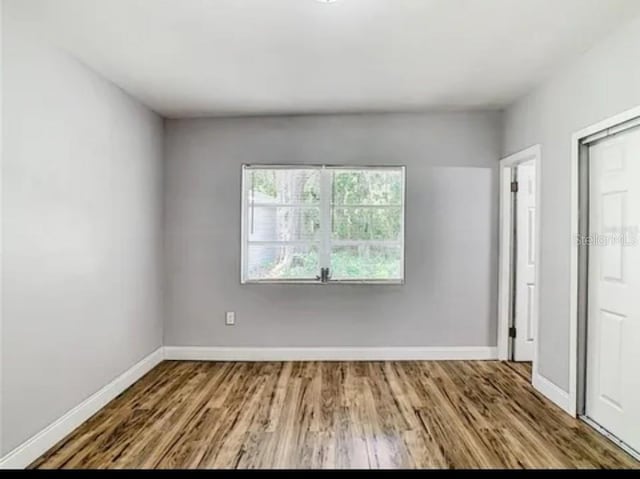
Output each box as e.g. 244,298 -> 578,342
255,247 -> 401,280
250,170 -> 277,198
330,247 -> 401,279
255,248 -> 319,279
248,168 -> 403,280
331,170 -> 402,242
332,170 -> 402,205
250,170 -> 320,203
332,207 -> 401,241
283,250 -> 320,278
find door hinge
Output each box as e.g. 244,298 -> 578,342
509,326 -> 517,338
510,181 -> 519,193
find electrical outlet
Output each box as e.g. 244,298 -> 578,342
225,311 -> 235,326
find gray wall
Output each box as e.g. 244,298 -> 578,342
1,6 -> 164,454
503,16 -> 640,391
164,112 -> 502,348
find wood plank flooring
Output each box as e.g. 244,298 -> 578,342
31,361 -> 638,469
506,361 -> 532,382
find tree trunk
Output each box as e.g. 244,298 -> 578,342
272,170 -> 307,275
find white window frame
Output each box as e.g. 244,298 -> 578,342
240,164 -> 406,285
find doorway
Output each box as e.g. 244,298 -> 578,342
498,145 -> 541,378
571,110 -> 640,458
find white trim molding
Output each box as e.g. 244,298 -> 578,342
569,105 -> 640,418
497,145 -> 542,371
581,416 -> 640,461
240,165 -> 407,285
0,348 -> 164,470
532,371 -> 573,415
163,346 -> 498,362
0,345 -> 497,468
0,0 -> 5,458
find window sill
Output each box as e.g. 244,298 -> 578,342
240,279 -> 405,285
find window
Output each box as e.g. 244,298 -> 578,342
241,165 -> 405,284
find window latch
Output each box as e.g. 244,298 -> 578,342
317,267 -> 331,283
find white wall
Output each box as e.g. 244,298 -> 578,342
164,113 -> 501,350
1,5 -> 164,455
503,16 -> 640,391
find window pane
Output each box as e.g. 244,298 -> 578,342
248,168 -> 320,205
249,207 -> 320,242
332,207 -> 402,241
247,244 -> 319,280
330,245 -> 402,280
332,169 -> 403,206
242,166 -> 405,283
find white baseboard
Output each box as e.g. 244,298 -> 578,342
581,416 -> 640,461
163,346 -> 498,362
0,347 -> 164,470
0,345 -> 497,469
532,371 -> 575,416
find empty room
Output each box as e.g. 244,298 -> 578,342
1,0 -> 640,470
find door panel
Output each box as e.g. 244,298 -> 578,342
526,284 -> 535,342
597,310 -> 624,410
587,126 -> 640,453
514,160 -> 536,361
600,191 -> 625,281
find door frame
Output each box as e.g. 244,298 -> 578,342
498,145 -> 542,374
569,105 -> 640,418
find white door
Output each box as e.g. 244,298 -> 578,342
587,125 -> 640,453
514,160 -> 536,361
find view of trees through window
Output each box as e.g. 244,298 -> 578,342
244,166 -> 404,282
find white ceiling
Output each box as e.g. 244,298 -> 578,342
14,0 -> 640,118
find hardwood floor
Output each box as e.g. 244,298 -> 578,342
506,361 -> 532,382
31,361 -> 638,469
